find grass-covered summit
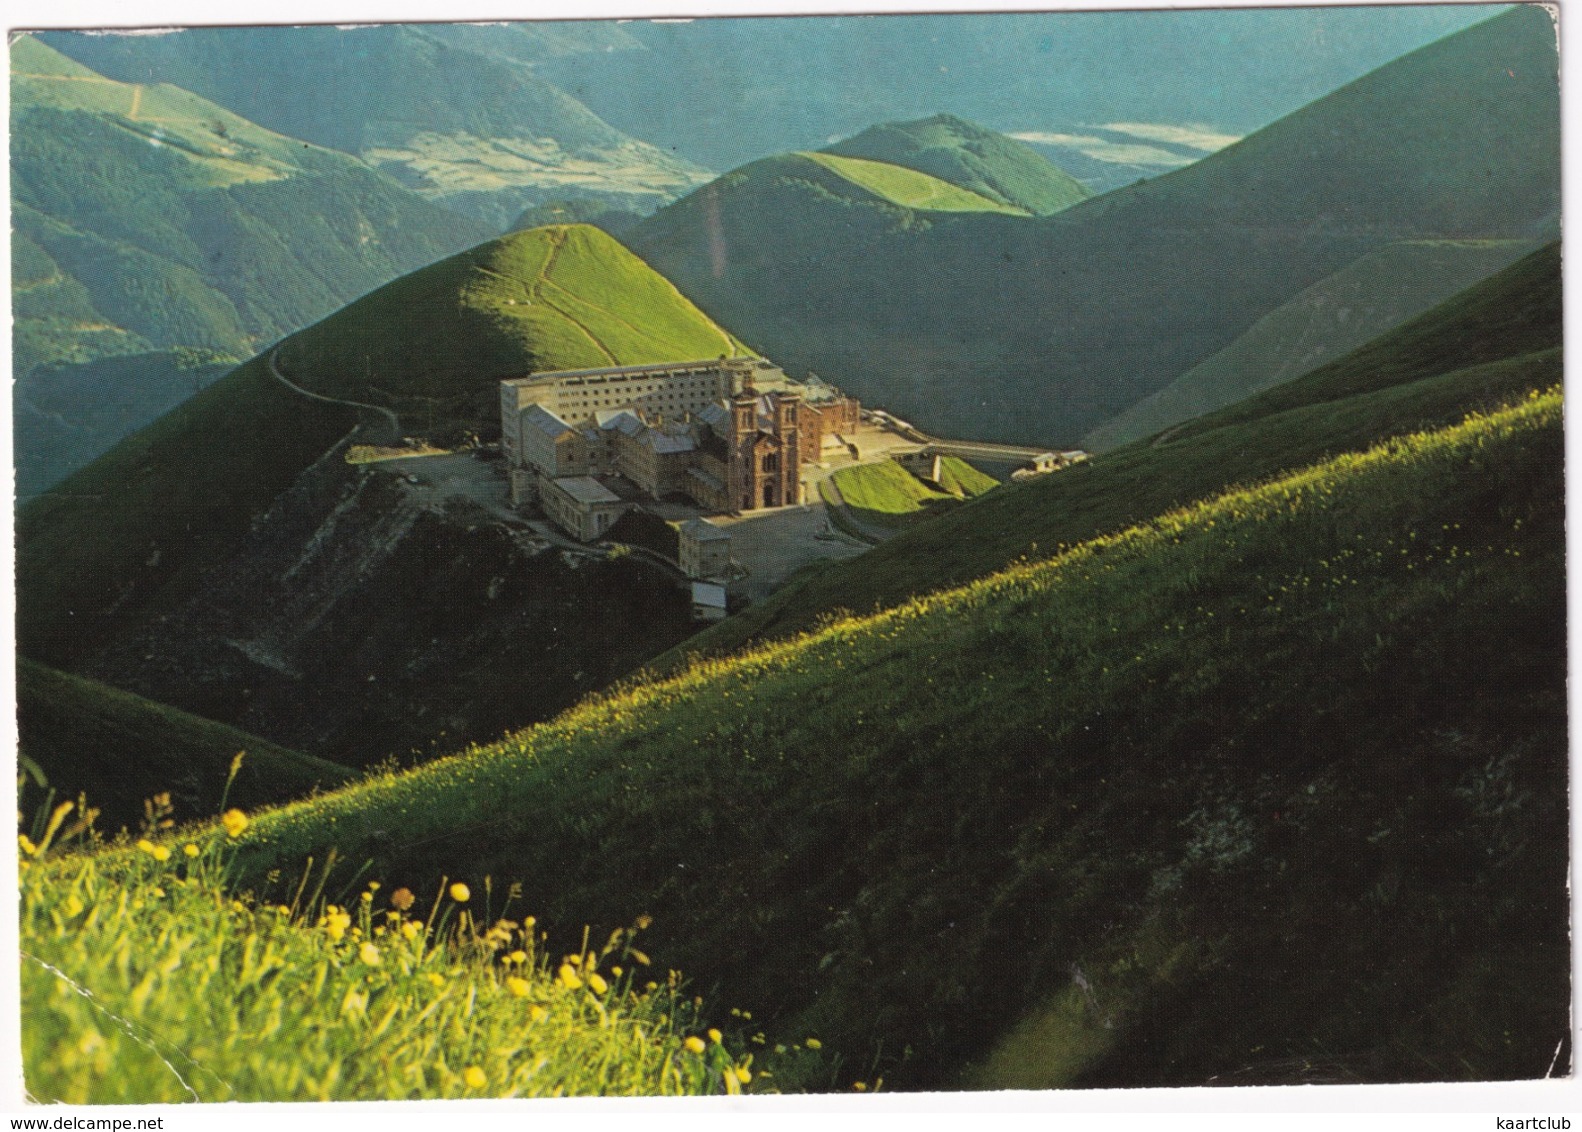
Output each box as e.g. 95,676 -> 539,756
822,113 -> 1090,215
17,224 -> 743,668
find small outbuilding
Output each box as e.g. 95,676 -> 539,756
678,518 -> 732,580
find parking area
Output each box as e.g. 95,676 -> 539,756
710,501 -> 870,601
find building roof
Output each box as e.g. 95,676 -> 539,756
691,582 -> 728,608
686,466 -> 725,494
596,409 -> 646,437
551,476 -> 623,506
520,403 -> 574,439
679,518 -> 730,542
503,358 -> 749,386
643,428 -> 697,455
697,402 -> 731,431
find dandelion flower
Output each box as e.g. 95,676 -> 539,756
529,1005 -> 548,1022
136,839 -> 156,855
463,1066 -> 486,1089
390,887 -> 415,911
449,882 -> 470,903
221,809 -> 249,838
401,921 -> 422,941
507,949 -> 527,966
587,972 -> 608,995
359,942 -> 382,966
325,908 -> 352,942
708,1028 -> 722,1044
506,976 -> 530,998
684,1036 -> 706,1055
426,972 -> 446,988
734,1066 -> 752,1085
151,845 -> 171,862
183,844 -> 200,858
806,1038 -> 822,1050
557,964 -> 582,991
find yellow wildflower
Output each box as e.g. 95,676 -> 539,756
136,839 -> 156,855
426,972 -> 445,988
463,1066 -> 486,1089
734,1066 -> 752,1085
587,972 -> 608,995
151,845 -> 171,862
390,887 -> 415,911
18,835 -> 37,858
359,942 -> 382,966
449,882 -> 470,903
151,887 -> 165,898
221,809 -> 249,838
401,921 -> 422,941
183,844 -> 200,858
557,964 -> 582,991
806,1038 -> 822,1050
684,1036 -> 706,1055
325,908 -> 352,942
507,949 -> 527,966
529,1005 -> 548,1022
506,977 -> 530,998
708,1028 -> 722,1044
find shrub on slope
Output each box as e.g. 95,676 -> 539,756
225,390 -> 1567,1088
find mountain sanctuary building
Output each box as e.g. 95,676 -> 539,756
500,357 -> 861,540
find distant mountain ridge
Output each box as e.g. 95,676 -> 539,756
626,7 -> 1559,447
40,24 -> 714,227
11,35 -> 494,493
822,113 -> 1090,215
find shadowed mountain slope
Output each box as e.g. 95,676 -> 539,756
627,7 -> 1559,446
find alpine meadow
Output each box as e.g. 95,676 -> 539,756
10,3 -> 1569,1111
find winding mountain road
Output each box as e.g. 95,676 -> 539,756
268,347 -> 402,444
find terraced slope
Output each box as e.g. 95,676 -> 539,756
225,388 -> 1566,1089
17,224 -> 743,668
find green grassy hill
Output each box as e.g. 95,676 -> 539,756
216,385 -> 1566,1089
800,152 -> 1029,214
822,113 -> 1090,215
628,7 -> 1559,446
18,659 -> 352,834
11,36 -> 494,489
1085,238 -> 1540,450
16,224 -> 744,669
830,456 -> 997,527
666,240 -> 1561,663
